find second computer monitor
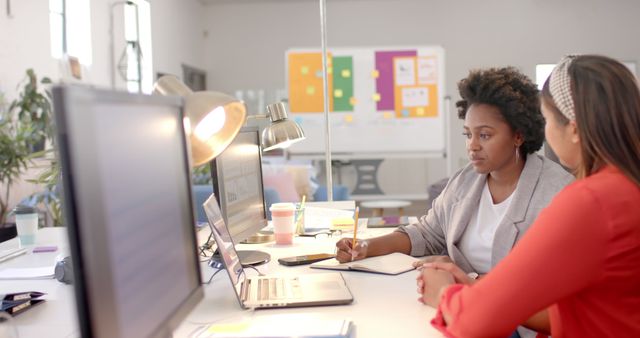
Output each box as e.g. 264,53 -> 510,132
210,127 -> 270,265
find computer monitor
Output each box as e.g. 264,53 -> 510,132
53,86 -> 203,338
209,127 -> 270,266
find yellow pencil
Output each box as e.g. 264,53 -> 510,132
295,195 -> 306,234
352,206 -> 360,248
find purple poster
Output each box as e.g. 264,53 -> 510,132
375,50 -> 417,111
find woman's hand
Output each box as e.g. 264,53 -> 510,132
417,266 -> 455,308
412,255 -> 453,268
335,238 -> 369,263
423,261 -> 477,286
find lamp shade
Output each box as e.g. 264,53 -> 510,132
154,75 -> 246,166
262,102 -> 305,151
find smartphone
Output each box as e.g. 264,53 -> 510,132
278,253 -> 335,266
366,216 -> 410,228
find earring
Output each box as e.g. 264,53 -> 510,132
515,147 -> 520,164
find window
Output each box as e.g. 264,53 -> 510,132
124,0 -> 153,93
49,0 -> 92,65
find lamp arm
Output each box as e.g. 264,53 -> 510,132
245,114 -> 270,121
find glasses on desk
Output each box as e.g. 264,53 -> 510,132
297,229 -> 343,239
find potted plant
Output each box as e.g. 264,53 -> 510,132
8,69 -> 53,152
8,69 -> 63,226
0,107 -> 33,226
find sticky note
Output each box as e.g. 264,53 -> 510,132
349,97 -> 357,106
371,70 -> 379,78
316,70 -> 323,78
416,107 -> 425,116
372,93 -> 381,102
327,67 -> 333,74
207,321 -> 251,333
331,217 -> 355,230
306,86 -> 316,95
402,109 -> 410,117
383,112 -> 393,119
334,89 -> 343,98
344,114 -> 353,123
301,66 -> 309,75
341,69 -> 351,78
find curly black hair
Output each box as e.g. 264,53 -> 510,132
456,67 -> 545,155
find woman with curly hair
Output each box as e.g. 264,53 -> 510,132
336,67 -> 573,337
419,55 -> 640,337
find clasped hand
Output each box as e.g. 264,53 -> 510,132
416,261 -> 475,308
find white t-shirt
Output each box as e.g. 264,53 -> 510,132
458,182 -> 514,274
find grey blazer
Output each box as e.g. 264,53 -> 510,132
397,153 -> 574,273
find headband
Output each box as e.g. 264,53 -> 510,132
549,55 -> 578,120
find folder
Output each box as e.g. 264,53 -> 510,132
310,252 -> 419,275
1,291 -> 46,316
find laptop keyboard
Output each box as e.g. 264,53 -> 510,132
256,277 -> 302,301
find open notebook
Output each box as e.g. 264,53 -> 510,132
310,252 -> 419,275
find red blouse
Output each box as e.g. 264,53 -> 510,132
432,166 -> 640,337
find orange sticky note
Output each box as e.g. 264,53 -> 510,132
344,114 -> 353,123
349,97 -> 357,106
372,70 -> 380,78
383,112 -> 393,119
372,93 -> 381,102
416,107 -> 425,116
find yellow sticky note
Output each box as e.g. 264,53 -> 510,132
301,66 -> 309,75
383,112 -> 393,119
416,107 -> 425,116
327,67 -> 333,75
306,86 -> 316,95
344,114 -> 353,123
372,70 -> 379,79
334,89 -> 343,98
331,217 -> 355,230
372,93 -> 381,102
207,321 -> 251,334
349,97 -> 357,106
341,69 -> 351,78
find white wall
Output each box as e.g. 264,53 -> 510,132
201,0 -> 640,196
0,0 -> 207,213
151,0 -> 207,79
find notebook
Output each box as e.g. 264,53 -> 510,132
311,252 -> 419,275
204,194 -> 354,309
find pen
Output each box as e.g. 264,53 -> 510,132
352,206 -> 360,249
295,195 -> 306,234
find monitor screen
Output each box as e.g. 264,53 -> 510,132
53,86 -> 203,338
210,127 -> 268,244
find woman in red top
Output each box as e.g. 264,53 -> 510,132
417,54 -> 640,337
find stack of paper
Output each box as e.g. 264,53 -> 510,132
194,314 -> 353,338
0,266 -> 55,280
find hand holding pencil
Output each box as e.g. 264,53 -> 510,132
334,207 -> 369,263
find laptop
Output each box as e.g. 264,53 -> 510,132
203,194 -> 354,309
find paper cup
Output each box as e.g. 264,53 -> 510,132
270,203 -> 296,245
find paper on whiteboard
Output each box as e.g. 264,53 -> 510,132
394,58 -> 416,86
401,87 -> 429,107
417,57 -> 437,84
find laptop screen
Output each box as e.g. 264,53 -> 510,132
203,194 -> 244,288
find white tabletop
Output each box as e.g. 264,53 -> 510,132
0,226 -> 443,338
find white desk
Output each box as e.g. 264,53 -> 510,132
0,227 -> 443,338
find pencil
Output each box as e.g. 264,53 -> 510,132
295,195 -> 306,234
352,206 -> 360,249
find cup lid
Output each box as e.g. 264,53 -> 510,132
12,205 -> 36,215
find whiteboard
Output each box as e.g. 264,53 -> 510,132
285,46 -> 446,157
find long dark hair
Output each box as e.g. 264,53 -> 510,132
541,55 -> 640,186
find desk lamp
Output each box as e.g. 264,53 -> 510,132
153,75 -> 246,166
248,102 -> 305,151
